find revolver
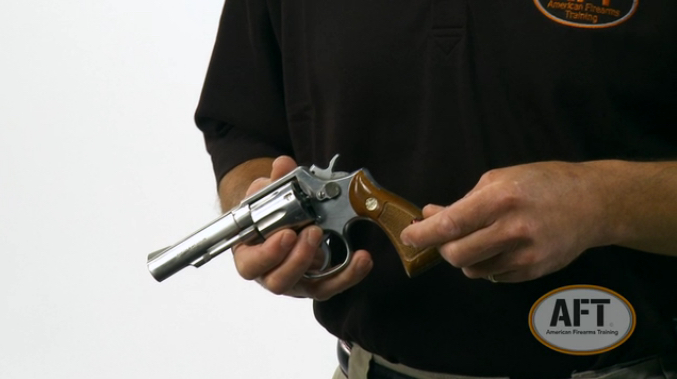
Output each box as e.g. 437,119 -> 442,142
147,155 -> 441,282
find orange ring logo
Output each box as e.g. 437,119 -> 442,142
529,285 -> 636,355
534,0 -> 638,29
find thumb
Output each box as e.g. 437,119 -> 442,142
422,204 -> 445,218
270,156 -> 298,180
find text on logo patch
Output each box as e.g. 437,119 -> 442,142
529,285 -> 636,355
534,0 -> 638,29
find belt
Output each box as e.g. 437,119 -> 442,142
337,340 -> 417,379
337,340 -> 352,377
338,340 -> 677,379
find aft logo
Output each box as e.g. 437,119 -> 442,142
534,0 -> 638,29
529,285 -> 636,355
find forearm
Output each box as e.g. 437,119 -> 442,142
588,160 -> 677,256
218,157 -> 274,211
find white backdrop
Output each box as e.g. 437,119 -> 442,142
0,1 -> 337,378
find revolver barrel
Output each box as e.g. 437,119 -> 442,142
147,213 -> 243,282
147,181 -> 316,282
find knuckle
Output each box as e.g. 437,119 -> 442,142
234,244 -> 285,281
307,277 -> 352,301
264,277 -> 288,295
314,293 -> 332,302
306,287 -> 330,301
519,267 -> 542,282
439,244 -> 465,267
461,267 -> 483,279
233,248 -> 257,280
260,243 -> 287,267
505,219 -> 533,240
517,250 -> 537,266
480,169 -> 500,184
437,211 -> 461,235
495,187 -> 521,209
247,177 -> 271,194
235,261 -> 258,281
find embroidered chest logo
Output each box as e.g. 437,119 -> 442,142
534,0 -> 638,28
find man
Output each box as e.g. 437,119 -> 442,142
194,1 -> 677,377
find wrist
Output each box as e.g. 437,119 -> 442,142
580,160 -> 630,248
581,159 -> 677,255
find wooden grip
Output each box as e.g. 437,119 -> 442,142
349,171 -> 441,277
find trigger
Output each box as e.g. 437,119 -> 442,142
318,236 -> 332,272
304,232 -> 351,279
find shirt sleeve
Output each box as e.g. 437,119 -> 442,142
194,0 -> 291,185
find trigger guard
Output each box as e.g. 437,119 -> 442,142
303,233 -> 351,280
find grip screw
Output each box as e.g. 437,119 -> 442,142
365,197 -> 378,211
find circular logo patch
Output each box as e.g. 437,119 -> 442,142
534,0 -> 639,29
529,285 -> 636,355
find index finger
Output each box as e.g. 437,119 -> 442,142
400,190 -> 495,248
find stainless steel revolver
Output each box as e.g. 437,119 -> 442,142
147,155 -> 440,282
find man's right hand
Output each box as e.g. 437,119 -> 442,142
223,156 -> 373,300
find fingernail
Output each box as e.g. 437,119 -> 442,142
280,231 -> 296,250
306,226 -> 323,246
400,233 -> 417,248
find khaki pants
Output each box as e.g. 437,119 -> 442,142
333,344 -> 677,379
